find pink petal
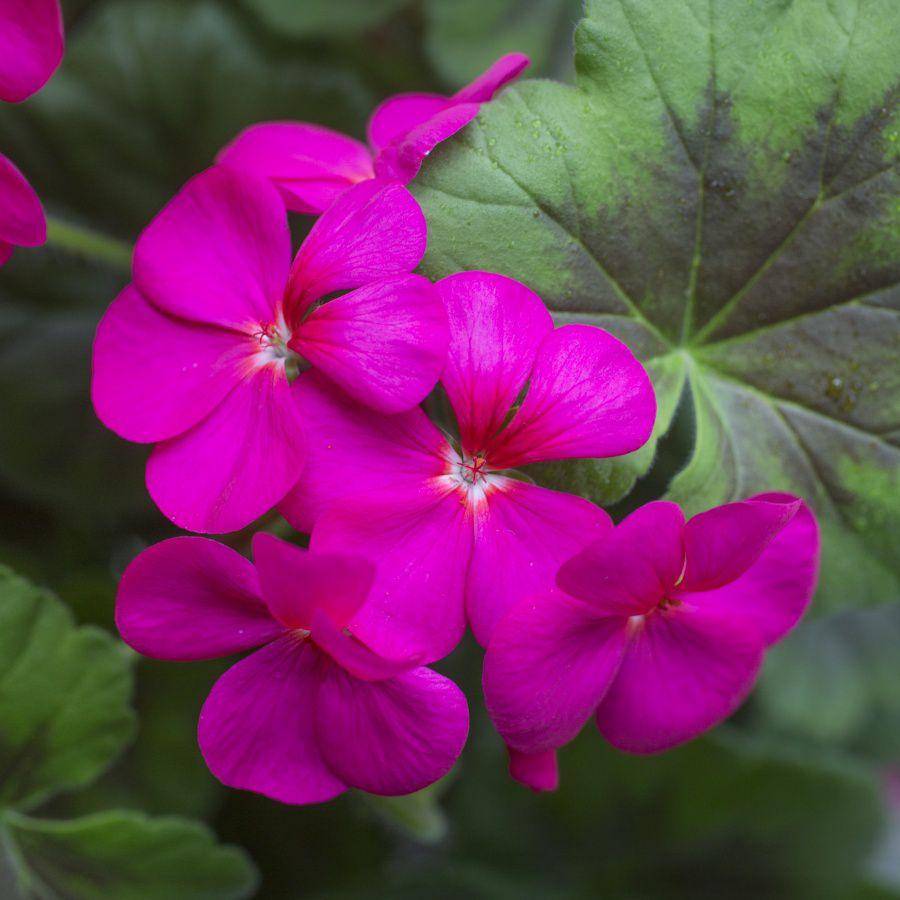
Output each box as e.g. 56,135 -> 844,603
437,271 -> 552,455
284,179 -> 426,320
311,609 -> 419,682
115,537 -> 282,661
679,494 -> 802,592
483,591 -> 627,755
316,663 -> 468,795
280,371 -> 449,533
0,0 -> 64,103
198,636 -> 347,805
466,478 -> 611,645
91,285 -> 251,444
451,53 -> 530,104
507,748 -> 559,792
594,603 -> 765,754
311,486 -> 471,664
367,92 -> 450,152
557,502 -> 686,616
373,102 -> 481,183
251,532 -> 373,630
291,274 -> 448,413
133,166 -> 290,331
0,152 -> 46,249
0,241 -> 11,266
487,324 -> 656,469
680,493 -> 820,647
146,364 -> 305,534
216,122 -> 374,214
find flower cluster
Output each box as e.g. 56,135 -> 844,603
91,53 -> 821,801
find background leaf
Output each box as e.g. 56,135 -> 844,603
241,0 -> 409,38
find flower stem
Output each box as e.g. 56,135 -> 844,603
45,216 -> 132,272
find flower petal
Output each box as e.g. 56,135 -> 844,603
216,122 -> 374,214
483,591 -> 626,755
0,241 -> 11,267
594,603 -> 764,754
437,271 -> 552,455
680,493 -> 820,646
115,537 -> 281,661
311,485 -> 471,664
292,274 -> 448,413
133,165 -> 290,331
0,152 -> 46,249
466,478 -> 611,645
146,364 -> 305,534
316,664 -> 468,795
198,636 -> 347,805
91,285 -> 251,444
0,0 -> 64,103
285,179 -> 426,319
373,102 -> 480,183
451,53 -> 530,103
367,92 -> 449,152
557,501 -> 686,616
507,748 -> 559,792
280,371 -> 449,532
680,494 -> 802,592
487,324 -> 656,469
251,532 -> 373,630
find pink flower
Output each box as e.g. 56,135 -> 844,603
115,535 -> 469,804
280,271 -> 656,665
216,53 -> 529,214
0,0 -> 64,103
0,0 -> 64,266
92,165 -> 448,533
483,494 -> 820,771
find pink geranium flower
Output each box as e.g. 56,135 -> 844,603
0,153 -> 45,265
483,494 -> 820,773
217,53 -> 529,214
116,535 -> 469,803
0,0 -> 64,103
280,271 -> 656,665
92,165 -> 448,534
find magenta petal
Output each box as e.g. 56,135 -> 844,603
0,0 -> 64,103
311,487 -> 471,664
92,285 -> 251,444
483,591 -> 626,755
133,166 -> 290,331
451,53 -> 530,103
115,537 -> 281,661
595,604 -> 765,754
438,271 -> 552,455
0,241 -> 11,266
507,748 -> 559,792
252,532 -> 373,630
367,92 -> 449,152
217,122 -> 374,214
285,179 -> 426,319
316,664 -> 468,795
487,324 -> 656,469
292,274 -> 448,413
680,494 -> 802,592
681,493 -> 820,646
198,637 -> 347,805
146,365 -> 305,534
280,371 -> 449,533
0,152 -> 46,249
373,102 -> 481,183
467,478 -> 611,645
557,502 -> 686,616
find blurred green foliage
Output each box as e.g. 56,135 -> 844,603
0,0 -> 897,897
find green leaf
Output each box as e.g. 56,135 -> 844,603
425,0 -> 582,83
360,777 -> 450,844
413,0 -> 900,613
3,810 -> 257,900
241,0 -> 408,37
0,566 -> 134,812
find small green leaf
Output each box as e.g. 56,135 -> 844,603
3,810 -> 257,900
0,567 -> 135,812
242,0 -> 408,37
